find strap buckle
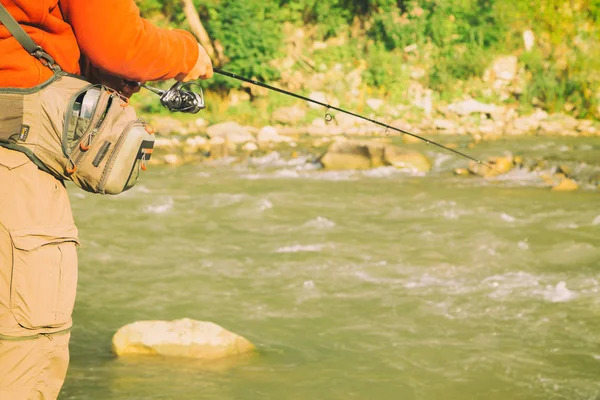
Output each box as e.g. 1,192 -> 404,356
32,49 -> 61,73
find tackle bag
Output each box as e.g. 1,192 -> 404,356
0,5 -> 155,195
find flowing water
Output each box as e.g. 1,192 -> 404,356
60,136 -> 600,400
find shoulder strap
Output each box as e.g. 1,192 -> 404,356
0,4 -> 61,72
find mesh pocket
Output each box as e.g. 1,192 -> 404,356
0,93 -> 24,143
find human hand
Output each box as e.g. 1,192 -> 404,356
181,43 -> 214,82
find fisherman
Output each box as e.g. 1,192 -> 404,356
0,1 -> 213,398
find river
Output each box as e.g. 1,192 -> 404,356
60,135 -> 600,400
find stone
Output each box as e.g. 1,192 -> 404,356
366,98 -> 384,111
257,126 -> 293,143
208,137 -> 229,159
539,120 -> 564,135
319,152 -> 372,170
469,155 -> 514,177
151,116 -> 187,136
112,319 -> 255,360
229,90 -> 251,106
163,154 -> 182,166
484,55 -> 518,84
318,140 -> 431,173
307,91 -> 339,109
383,146 -> 431,173
523,30 -> 535,51
271,105 -> 307,125
242,142 -> 259,152
434,118 -> 459,132
410,67 -> 426,80
454,168 -> 472,176
447,98 -> 497,116
207,122 -> 254,144
183,136 -> 210,155
552,178 -> 579,192
154,137 -> 180,151
510,115 -> 541,135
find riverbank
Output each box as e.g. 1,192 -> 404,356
145,108 -> 600,193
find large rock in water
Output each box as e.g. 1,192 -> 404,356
112,319 -> 255,360
318,140 -> 431,173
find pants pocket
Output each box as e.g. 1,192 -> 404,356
9,225 -> 80,330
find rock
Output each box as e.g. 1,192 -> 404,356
469,155 -> 514,177
510,115 -> 541,135
478,120 -> 499,135
163,154 -> 182,166
194,118 -> 208,129
403,43 -> 418,53
307,92 -> 338,110
183,136 -> 210,155
447,98 -> 497,116
271,105 -> 307,124
345,68 -> 363,92
454,168 -> 472,176
319,152 -> 372,170
523,30 -> 535,51
242,142 -> 259,152
112,319 -> 255,360
208,137 -> 229,159
410,67 -> 426,80
484,55 -> 518,84
318,140 -> 431,173
229,90 -> 251,106
207,122 -> 254,144
257,126 -> 293,143
409,84 -> 433,118
383,146 -> 431,173
154,137 -> 181,151
151,116 -> 187,136
366,98 -> 384,111
434,118 -> 459,132
539,120 -> 564,135
532,109 -> 549,121
552,178 -> 579,192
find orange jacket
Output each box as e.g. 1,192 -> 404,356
0,0 -> 199,88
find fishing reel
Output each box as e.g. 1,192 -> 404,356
141,81 -> 206,114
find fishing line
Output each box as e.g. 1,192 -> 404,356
213,68 -> 492,169
138,69 -> 493,169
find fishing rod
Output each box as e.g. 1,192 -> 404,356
140,69 -> 492,169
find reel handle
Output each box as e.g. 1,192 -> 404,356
126,80 -> 206,114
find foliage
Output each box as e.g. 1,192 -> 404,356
135,0 -> 600,118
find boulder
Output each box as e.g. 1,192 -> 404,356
484,55 -> 518,84
366,98 -> 384,112
383,146 -> 431,173
319,152 -> 372,170
207,122 -> 254,144
434,118 -> 459,132
150,116 -> 187,136
552,178 -> 579,192
318,140 -> 431,173
469,155 -> 514,177
163,154 -> 182,166
446,98 -> 497,116
112,318 -> 255,360
271,105 -> 307,124
307,91 -> 339,109
257,126 -> 293,144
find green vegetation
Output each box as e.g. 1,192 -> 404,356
136,0 -> 600,119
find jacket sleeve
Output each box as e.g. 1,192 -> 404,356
59,0 -> 199,82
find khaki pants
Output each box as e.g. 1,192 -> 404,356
0,147 -> 79,400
